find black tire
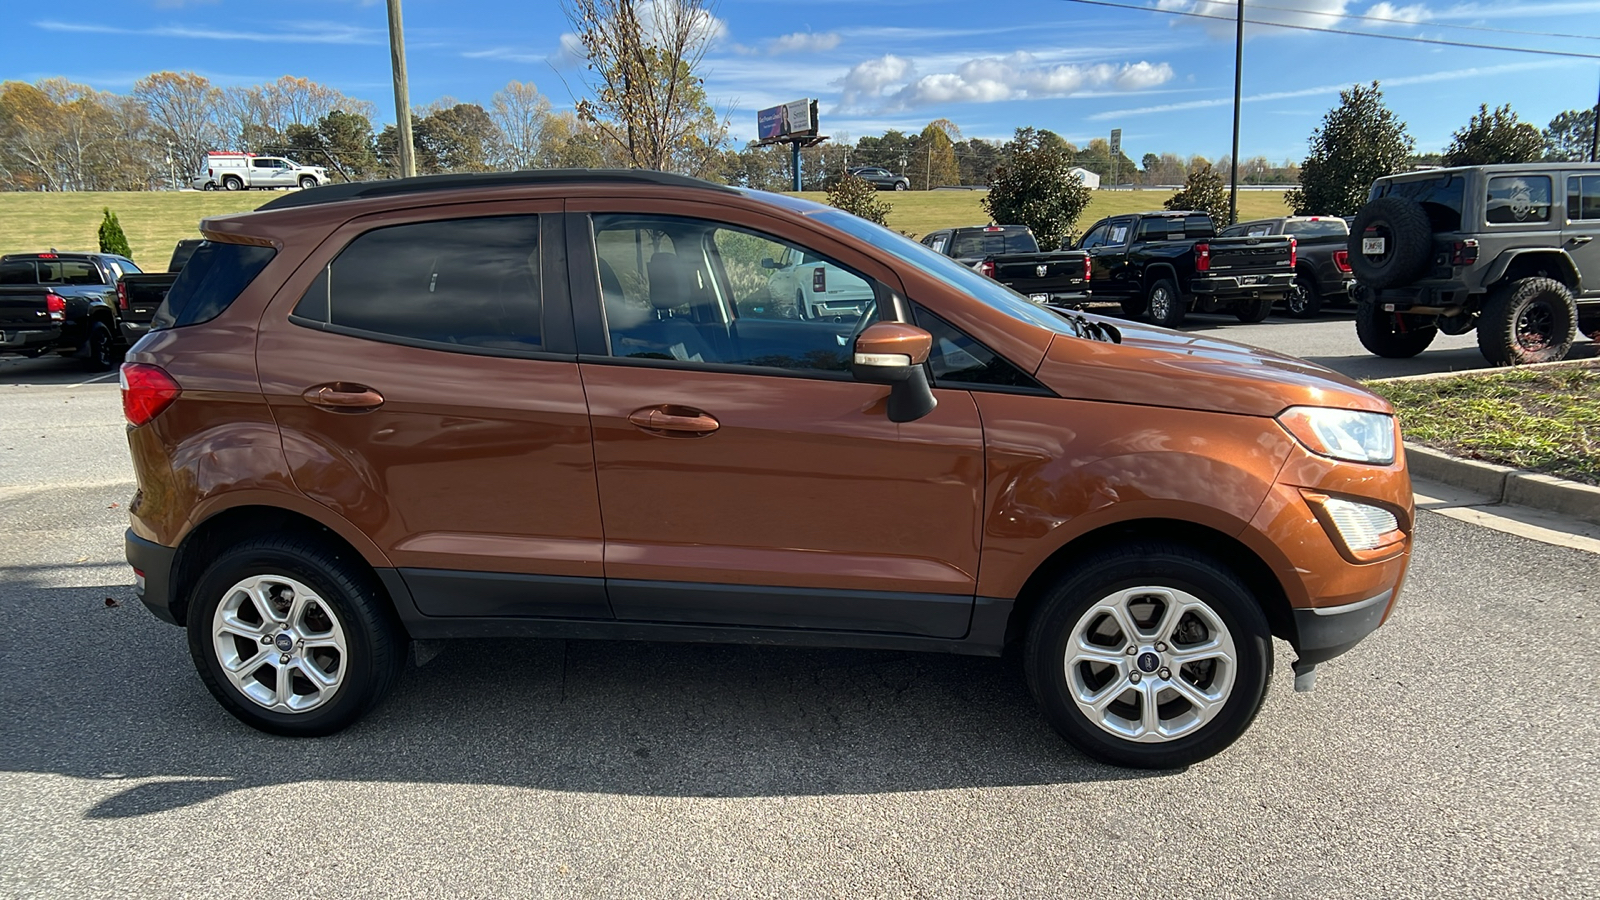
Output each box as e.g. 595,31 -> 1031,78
893,181 -> 908,191
222,175 -> 243,191
299,176 -> 317,190
1355,298 -> 1438,358
1286,273 -> 1323,318
202,182 -> 216,191
1023,541 -> 1273,769
1477,277 -> 1577,366
1348,195 -> 1433,289
1146,278 -> 1185,328
1235,297 -> 1275,323
83,321 -> 116,371
1119,295 -> 1148,318
186,534 -> 406,736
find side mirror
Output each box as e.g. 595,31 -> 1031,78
851,322 -> 937,423
760,257 -> 780,270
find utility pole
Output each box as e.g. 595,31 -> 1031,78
1229,0 -> 1245,226
385,0 -> 416,178
1590,66 -> 1599,162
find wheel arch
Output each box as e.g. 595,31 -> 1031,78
1141,263 -> 1181,293
1002,517 -> 1296,652
1485,249 -> 1581,294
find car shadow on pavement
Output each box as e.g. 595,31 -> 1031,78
0,579 -> 1160,819
0,355 -> 119,386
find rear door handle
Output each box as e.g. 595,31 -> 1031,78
303,383 -> 384,411
1573,235 -> 1594,245
628,405 -> 719,436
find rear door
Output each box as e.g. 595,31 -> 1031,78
1564,173 -> 1600,298
255,202 -> 611,620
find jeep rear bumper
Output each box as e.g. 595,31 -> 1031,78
126,529 -> 180,626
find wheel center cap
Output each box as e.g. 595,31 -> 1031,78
274,633 -> 295,653
1136,651 -> 1161,673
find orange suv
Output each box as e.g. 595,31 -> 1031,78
122,171 -> 1412,768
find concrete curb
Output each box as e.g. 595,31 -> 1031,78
1404,443 -> 1600,527
1373,358 -> 1597,384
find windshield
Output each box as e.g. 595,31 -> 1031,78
810,209 -> 1086,336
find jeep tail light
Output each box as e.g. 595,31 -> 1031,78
1289,237 -> 1297,268
120,363 -> 180,426
980,260 -> 995,278
1333,250 -> 1351,273
1451,239 -> 1479,266
45,293 -> 65,322
1195,243 -> 1210,273
116,282 -> 128,310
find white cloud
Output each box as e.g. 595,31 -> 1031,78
35,19 -> 381,44
1365,1 -> 1431,22
769,31 -> 842,54
838,51 -> 1174,111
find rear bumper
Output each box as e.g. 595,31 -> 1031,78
119,321 -> 150,346
0,327 -> 62,351
1191,272 -> 1295,297
126,529 -> 180,626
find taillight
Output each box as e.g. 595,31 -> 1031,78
1083,256 -> 1091,283
1289,237 -> 1297,268
119,363 -> 180,426
980,260 -> 995,278
117,282 -> 129,310
1333,250 -> 1351,273
1195,243 -> 1210,273
1451,239 -> 1479,266
45,293 -> 65,321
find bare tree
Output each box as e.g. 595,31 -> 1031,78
133,71 -> 224,180
561,0 -> 725,171
490,81 -> 552,170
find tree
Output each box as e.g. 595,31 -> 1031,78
1165,162 -> 1230,226
133,72 -> 223,184
906,121 -> 960,190
408,103 -> 498,173
982,127 -> 1093,249
1544,108 -> 1596,162
219,76 -> 375,155
490,81 -> 552,170
1288,81 -> 1414,217
287,110 -> 378,180
535,111 -> 614,168
1444,104 -> 1544,166
826,174 -> 892,226
0,79 -> 156,191
562,0 -> 724,172
98,208 -> 132,256
954,138 -> 1001,186
853,130 -> 913,171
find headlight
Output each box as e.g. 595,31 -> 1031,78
1277,406 -> 1395,464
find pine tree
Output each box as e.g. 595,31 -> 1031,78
98,208 -> 132,258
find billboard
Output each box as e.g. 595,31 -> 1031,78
757,99 -> 817,141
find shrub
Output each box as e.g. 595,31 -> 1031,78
98,208 -> 132,257
1165,163 -> 1230,226
826,174 -> 893,226
982,127 -> 1092,249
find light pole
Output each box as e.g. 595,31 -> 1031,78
1590,66 -> 1599,163
385,0 -> 416,178
1229,0 -> 1244,225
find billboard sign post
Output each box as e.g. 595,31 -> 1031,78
755,98 -> 826,191
1109,128 -> 1122,189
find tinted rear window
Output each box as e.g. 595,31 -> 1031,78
950,229 -> 1037,257
0,260 -> 35,285
1283,219 -> 1347,237
1373,175 -> 1464,232
1137,216 -> 1213,240
153,241 -> 276,330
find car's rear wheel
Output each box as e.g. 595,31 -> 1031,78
1236,297 -> 1275,323
187,534 -> 406,736
1286,273 -> 1322,318
1477,277 -> 1577,366
83,322 -> 116,371
1146,278 -> 1185,328
1119,296 -> 1148,318
222,175 -> 243,191
1024,542 -> 1272,769
1355,298 -> 1437,358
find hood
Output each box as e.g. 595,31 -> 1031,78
1033,314 -> 1390,418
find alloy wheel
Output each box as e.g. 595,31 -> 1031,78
211,575 -> 348,713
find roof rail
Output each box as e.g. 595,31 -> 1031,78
255,168 -> 738,211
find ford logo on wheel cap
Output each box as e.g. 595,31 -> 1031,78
1137,652 -> 1160,673
275,633 -> 294,652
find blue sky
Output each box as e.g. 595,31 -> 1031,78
17,0 -> 1600,162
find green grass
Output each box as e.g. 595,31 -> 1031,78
1367,363 -> 1600,486
0,188 -> 1290,270
0,192 -> 272,270
789,189 -> 1292,240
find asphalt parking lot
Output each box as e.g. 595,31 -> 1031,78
2,317 -> 1596,898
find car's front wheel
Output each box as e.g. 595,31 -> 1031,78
1355,298 -> 1437,358
1025,542 -> 1272,768
299,175 -> 317,190
894,181 -> 908,191
187,534 -> 406,736
1236,297 -> 1275,323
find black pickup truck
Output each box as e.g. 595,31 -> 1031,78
1072,212 -> 1296,327
1221,215 -> 1354,318
0,251 -> 140,370
115,239 -> 203,346
920,225 -> 1091,305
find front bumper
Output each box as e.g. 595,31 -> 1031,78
126,529 -> 180,626
1191,272 -> 1296,297
1292,588 -> 1394,666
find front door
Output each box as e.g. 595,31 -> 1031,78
255,204 -> 611,619
570,207 -> 986,638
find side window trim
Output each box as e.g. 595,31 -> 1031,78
912,305 -> 1052,395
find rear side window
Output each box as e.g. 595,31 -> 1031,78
153,241 -> 277,330
1486,175 -> 1552,225
291,216 -> 543,353
1566,175 -> 1600,221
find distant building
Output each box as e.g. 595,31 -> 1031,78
1068,167 -> 1102,190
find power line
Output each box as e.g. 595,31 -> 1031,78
1239,0 -> 1600,41
1056,0 -> 1600,60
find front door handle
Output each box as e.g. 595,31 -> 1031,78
1573,235 -> 1594,245
628,405 -> 719,436
303,383 -> 384,411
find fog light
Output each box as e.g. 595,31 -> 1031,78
1321,497 -> 1399,552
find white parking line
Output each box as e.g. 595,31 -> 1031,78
66,372 -> 120,387
1413,478 -> 1600,555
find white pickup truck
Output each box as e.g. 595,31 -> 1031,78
192,152 -> 329,191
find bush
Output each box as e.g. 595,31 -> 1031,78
1165,163 -> 1230,226
826,174 -> 893,227
982,127 -> 1092,249
98,208 -> 132,257
1288,81 -> 1414,217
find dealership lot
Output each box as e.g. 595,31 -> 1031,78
1,319 -> 1595,897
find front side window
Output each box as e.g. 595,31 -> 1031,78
1568,175 -> 1600,221
1077,224 -> 1109,250
1486,175 -> 1552,225
1107,223 -> 1130,245
291,216 -> 542,352
591,214 -> 876,374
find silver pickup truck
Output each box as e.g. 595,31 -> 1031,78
193,153 -> 329,191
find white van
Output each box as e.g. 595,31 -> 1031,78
191,152 -> 329,191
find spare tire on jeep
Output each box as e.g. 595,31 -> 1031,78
1348,195 -> 1433,289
